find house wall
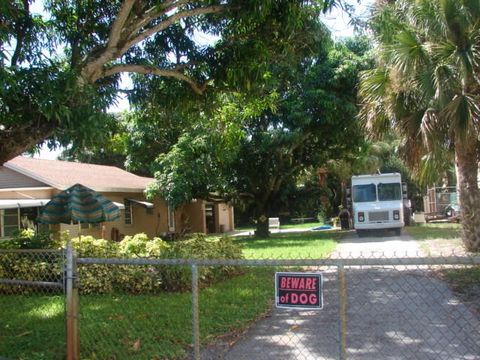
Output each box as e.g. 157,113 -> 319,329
182,201 -> 206,233
0,188 -> 53,199
216,203 -> 235,233
0,185 -> 231,239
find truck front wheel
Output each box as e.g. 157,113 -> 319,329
356,230 -> 368,238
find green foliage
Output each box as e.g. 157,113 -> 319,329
118,233 -> 168,257
361,0 -> 480,179
0,0 -> 336,164
159,234 -> 244,291
147,35 -> 371,236
0,229 -> 54,250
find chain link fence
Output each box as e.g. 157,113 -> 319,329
0,249 -> 65,360
1,250 -> 479,359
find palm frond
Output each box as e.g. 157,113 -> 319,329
359,68 -> 390,102
442,93 -> 479,140
388,30 -> 428,74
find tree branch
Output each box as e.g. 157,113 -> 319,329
11,0 -> 29,67
127,0 -> 191,37
107,0 -> 137,50
120,5 -> 225,56
103,64 -> 208,95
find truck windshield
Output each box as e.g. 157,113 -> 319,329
378,183 -> 401,201
353,184 -> 377,202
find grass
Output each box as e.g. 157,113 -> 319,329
1,231 -> 339,359
235,221 -> 327,232
442,267 -> 480,314
405,222 -> 462,241
234,230 -> 340,259
405,222 -> 464,256
0,295 -> 65,360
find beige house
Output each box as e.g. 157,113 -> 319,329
0,157 -> 234,240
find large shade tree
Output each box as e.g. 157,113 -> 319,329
360,0 -> 480,251
147,36 -> 369,236
0,0 -> 334,164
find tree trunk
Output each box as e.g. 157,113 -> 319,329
455,139 -> 480,252
0,120 -> 56,165
255,213 -> 270,238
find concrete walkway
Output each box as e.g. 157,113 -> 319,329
203,231 -> 480,359
333,229 -> 423,258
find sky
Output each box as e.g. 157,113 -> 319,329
35,0 -> 373,160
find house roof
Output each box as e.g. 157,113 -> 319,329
0,166 -> 49,189
4,157 -> 153,193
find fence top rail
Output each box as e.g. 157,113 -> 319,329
0,249 -> 63,254
77,256 -> 480,267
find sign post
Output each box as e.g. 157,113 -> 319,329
275,272 -> 323,310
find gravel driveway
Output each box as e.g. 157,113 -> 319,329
203,230 -> 480,359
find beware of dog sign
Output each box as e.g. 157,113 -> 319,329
275,272 -> 323,310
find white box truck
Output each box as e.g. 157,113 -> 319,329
350,173 -> 406,236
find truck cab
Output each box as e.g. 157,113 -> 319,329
350,173 -> 406,236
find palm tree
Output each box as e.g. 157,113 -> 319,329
360,0 -> 480,251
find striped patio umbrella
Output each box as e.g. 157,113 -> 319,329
38,183 -> 120,224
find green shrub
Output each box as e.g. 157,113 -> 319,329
1,233 -> 243,295
69,236 -> 119,257
0,252 -> 63,295
119,233 -> 168,257
0,229 -> 54,250
158,234 -> 243,291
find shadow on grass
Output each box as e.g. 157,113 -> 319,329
0,295 -> 65,360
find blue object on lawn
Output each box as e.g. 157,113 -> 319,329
312,225 -> 332,231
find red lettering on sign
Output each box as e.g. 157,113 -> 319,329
280,278 -> 287,288
291,293 -> 298,304
309,294 -> 317,304
305,278 -> 312,289
299,293 -> 308,304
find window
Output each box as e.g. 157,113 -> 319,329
378,183 -> 402,201
124,200 -> 133,225
2,209 -> 19,237
1,207 -> 44,238
353,184 -> 377,203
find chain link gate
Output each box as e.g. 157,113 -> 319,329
74,256 -> 480,360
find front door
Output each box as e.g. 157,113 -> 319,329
205,203 -> 215,233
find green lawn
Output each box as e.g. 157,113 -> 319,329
235,221 -> 327,232
405,222 -> 462,240
0,230 -> 339,359
405,223 -> 463,255
234,230 -> 340,259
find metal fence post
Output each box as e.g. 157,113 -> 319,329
338,263 -> 347,360
191,264 -> 200,360
66,240 -> 80,360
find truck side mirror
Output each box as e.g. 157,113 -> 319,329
346,187 -> 352,206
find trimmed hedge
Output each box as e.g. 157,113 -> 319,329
0,233 -> 243,295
